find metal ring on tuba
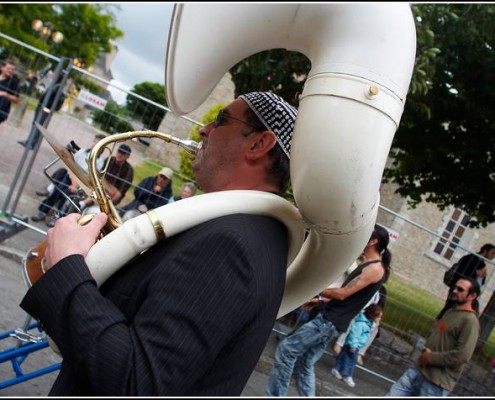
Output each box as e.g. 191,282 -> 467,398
24,3 -> 416,320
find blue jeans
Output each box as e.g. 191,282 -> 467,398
266,313 -> 339,396
386,367 -> 449,397
333,344 -> 358,378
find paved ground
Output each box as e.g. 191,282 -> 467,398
0,110 -> 400,396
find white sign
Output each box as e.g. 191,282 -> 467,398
77,89 -> 107,111
387,227 -> 399,242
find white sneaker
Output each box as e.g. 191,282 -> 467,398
331,368 -> 342,380
343,376 -> 355,387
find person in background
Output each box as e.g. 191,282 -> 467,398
61,81 -> 78,114
437,243 -> 495,319
31,133 -> 106,226
333,279 -> 388,366
387,277 -> 480,397
266,224 -> 392,397
79,143 -> 134,210
0,58 -> 20,125
20,91 -> 297,395
330,303 -> 384,388
120,167 -> 173,215
168,181 -> 197,203
18,71 -> 66,150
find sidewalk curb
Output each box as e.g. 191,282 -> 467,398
0,244 -> 24,264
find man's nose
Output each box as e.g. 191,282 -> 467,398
198,123 -> 212,138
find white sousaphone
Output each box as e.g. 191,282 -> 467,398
28,3 -> 416,319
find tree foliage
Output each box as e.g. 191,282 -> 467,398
92,99 -> 134,135
126,82 -> 167,131
231,49 -> 310,107
0,3 -> 123,67
385,4 -> 495,227
229,4 -> 495,227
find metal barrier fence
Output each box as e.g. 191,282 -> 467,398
1,32 -> 494,396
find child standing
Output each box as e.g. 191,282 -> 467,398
330,303 -> 384,387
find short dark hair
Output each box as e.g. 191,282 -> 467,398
480,243 -> 495,253
1,58 -> 17,67
463,277 -> 481,299
364,303 -> 383,320
244,107 -> 290,195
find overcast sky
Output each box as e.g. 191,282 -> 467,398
107,3 -> 174,104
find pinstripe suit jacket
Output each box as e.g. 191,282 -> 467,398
21,214 -> 288,396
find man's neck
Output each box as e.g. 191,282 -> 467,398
454,301 -> 475,312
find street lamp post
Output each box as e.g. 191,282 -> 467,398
32,19 -> 64,45
31,19 -> 64,94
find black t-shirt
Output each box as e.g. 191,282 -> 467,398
322,260 -> 385,332
452,253 -> 486,286
0,76 -> 20,122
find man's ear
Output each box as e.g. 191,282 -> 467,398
246,130 -> 277,161
367,237 -> 379,248
467,291 -> 478,303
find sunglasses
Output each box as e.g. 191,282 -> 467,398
213,109 -> 260,131
453,285 -> 465,293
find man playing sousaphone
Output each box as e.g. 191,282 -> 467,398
20,92 -> 297,396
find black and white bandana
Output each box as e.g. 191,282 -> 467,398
240,92 -> 297,159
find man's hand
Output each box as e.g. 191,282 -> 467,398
44,213 -> 108,270
417,347 -> 432,367
103,181 -> 122,203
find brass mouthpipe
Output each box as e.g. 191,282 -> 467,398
88,130 -> 201,233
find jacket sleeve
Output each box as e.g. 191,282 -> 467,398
346,316 -> 371,350
133,177 -> 154,201
19,228 -> 259,395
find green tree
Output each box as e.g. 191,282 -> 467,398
384,4 -> 495,228
231,49 -> 310,107
126,82 -> 167,131
229,4 -> 495,227
93,99 -> 134,134
0,3 -> 123,67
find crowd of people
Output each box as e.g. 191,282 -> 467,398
31,138 -> 198,227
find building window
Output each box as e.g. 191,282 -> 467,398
433,208 -> 471,261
